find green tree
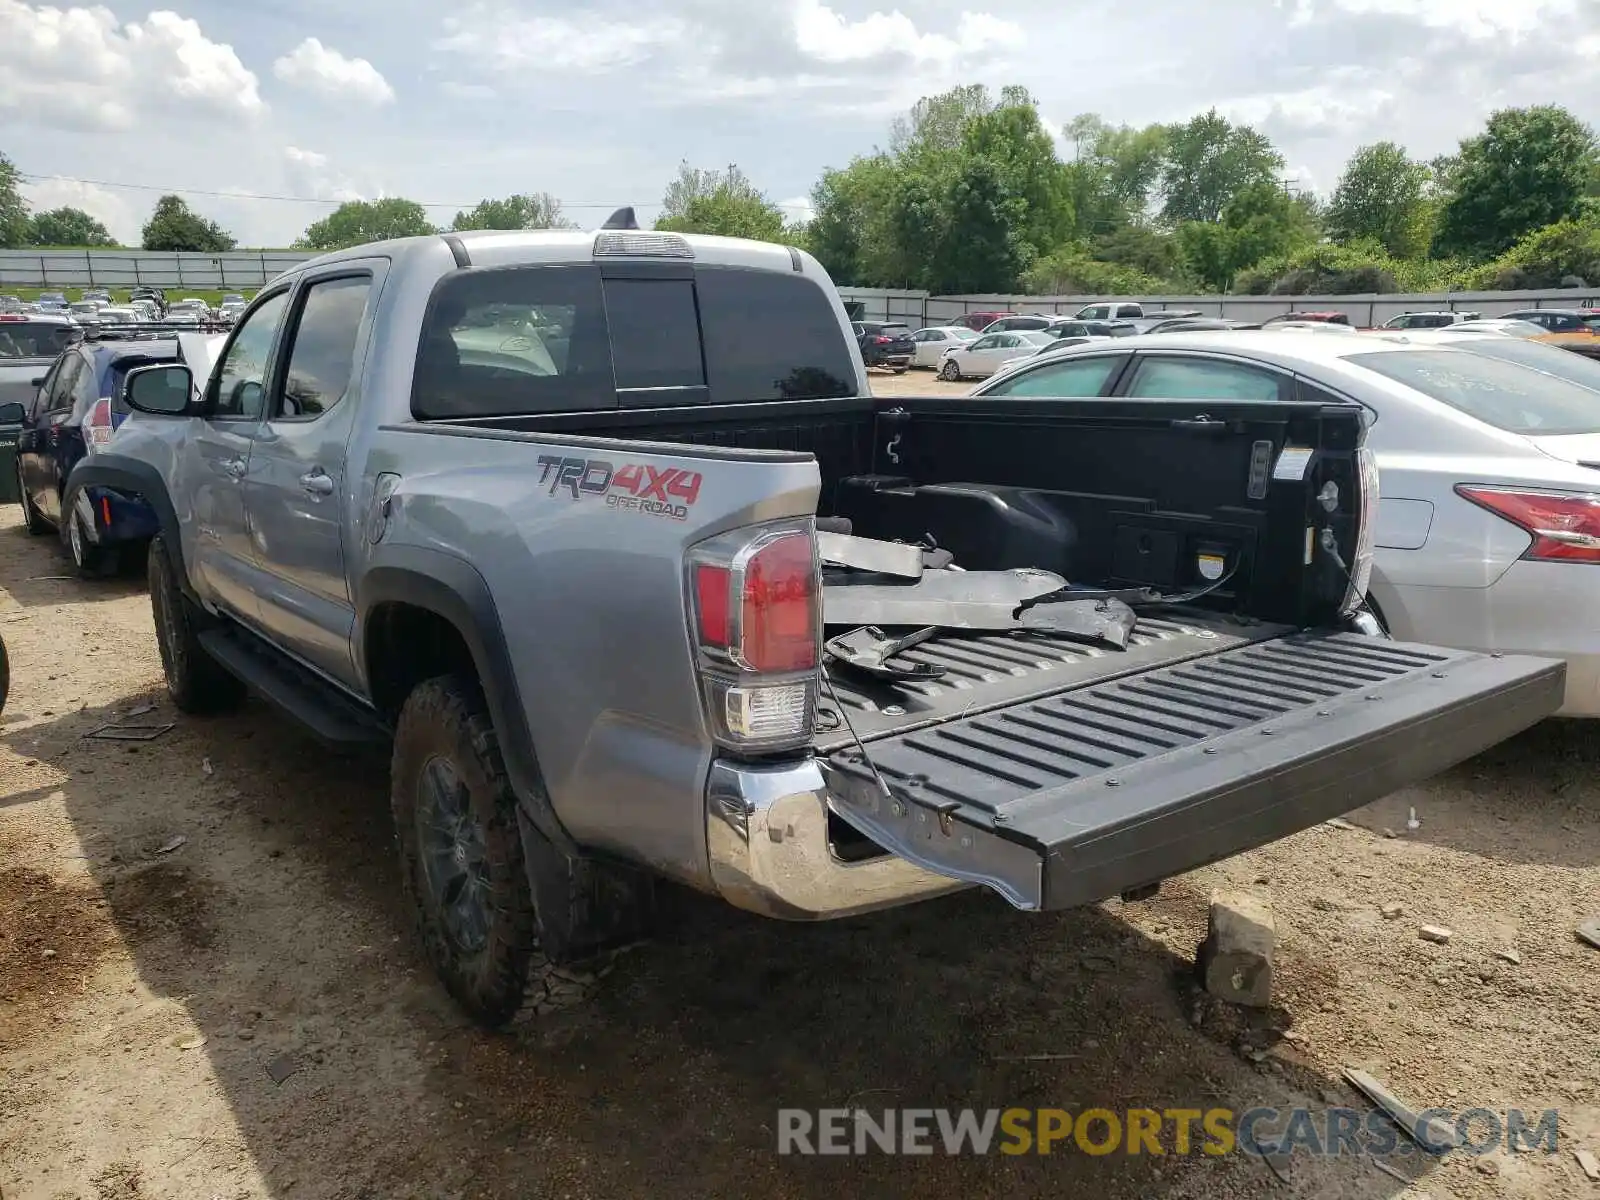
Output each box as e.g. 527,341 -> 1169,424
1175,222 -> 1237,291
294,198 -> 435,251
654,162 -> 787,241
806,157 -> 902,286
928,157 -> 1028,293
1,152 -> 30,249
889,84 -> 1033,159
27,206 -> 116,247
1160,110 -> 1284,224
1222,180 -> 1317,271
450,193 -> 574,231
1433,105 -> 1599,260
140,194 -> 236,252
1326,142 -> 1431,258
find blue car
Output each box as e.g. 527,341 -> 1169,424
16,336 -> 183,575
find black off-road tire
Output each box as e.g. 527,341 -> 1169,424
17,465 -> 47,535
148,535 -> 246,714
390,676 -> 569,1027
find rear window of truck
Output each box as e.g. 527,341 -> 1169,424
411,264 -> 857,419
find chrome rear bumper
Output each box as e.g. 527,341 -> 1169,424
705,758 -> 967,920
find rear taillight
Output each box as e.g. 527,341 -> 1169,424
1342,446 -> 1379,614
1456,485 -> 1600,563
687,521 -> 821,750
84,398 -> 114,453
872,336 -> 891,345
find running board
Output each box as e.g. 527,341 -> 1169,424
198,626 -> 390,747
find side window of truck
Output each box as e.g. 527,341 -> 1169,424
412,265 -> 612,418
275,276 -> 372,420
212,291 -> 290,420
694,268 -> 856,404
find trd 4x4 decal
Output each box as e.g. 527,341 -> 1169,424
535,455 -> 703,521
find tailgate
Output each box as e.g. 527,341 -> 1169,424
823,634 -> 1564,910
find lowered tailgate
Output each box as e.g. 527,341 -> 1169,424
823,634 -> 1564,911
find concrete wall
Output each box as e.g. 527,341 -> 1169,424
0,249 -> 316,290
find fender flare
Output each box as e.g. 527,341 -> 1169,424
358,547 -> 573,853
64,454 -> 194,597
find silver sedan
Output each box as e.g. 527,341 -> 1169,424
970,329 -> 1600,716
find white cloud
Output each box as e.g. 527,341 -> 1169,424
282,146 -> 365,203
273,37 -> 395,105
434,6 -> 688,73
0,1 -> 262,129
776,194 -> 816,221
1300,0 -> 1569,38
17,177 -> 142,244
792,1 -> 1022,64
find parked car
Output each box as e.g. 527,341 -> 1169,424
953,311 -> 1013,331
1045,319 -> 1125,339
130,287 -> 167,315
15,335 -> 198,575
1420,319 -> 1548,338
1379,311 -> 1480,330
0,313 -> 78,416
938,329 -> 1055,379
1498,308 -> 1600,334
1262,311 -> 1352,327
1122,312 -> 1207,334
971,329 -> 1600,716
1142,318 -> 1261,334
1073,300 -> 1145,320
997,334 -> 1114,372
85,223 -> 1556,1027
853,321 -> 915,372
908,325 -> 977,368
0,389 -> 23,504
982,314 -> 1055,333
37,292 -> 67,307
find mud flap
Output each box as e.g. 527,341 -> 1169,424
823,634 -> 1565,911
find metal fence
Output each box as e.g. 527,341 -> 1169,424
918,289 -> 1600,328
0,249 -> 316,290
5,253 -> 1598,324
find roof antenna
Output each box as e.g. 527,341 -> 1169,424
601,206 -> 640,231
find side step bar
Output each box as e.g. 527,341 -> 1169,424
198,626 -> 390,747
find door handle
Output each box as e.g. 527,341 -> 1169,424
222,457 -> 246,478
299,469 -> 334,496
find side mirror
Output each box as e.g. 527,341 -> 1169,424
0,402 -> 24,425
30,377 -> 45,388
124,364 -> 196,416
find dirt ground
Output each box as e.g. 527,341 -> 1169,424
2,390 -> 1599,1198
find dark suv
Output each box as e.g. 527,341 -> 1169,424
853,321 -> 915,372
16,337 -> 183,575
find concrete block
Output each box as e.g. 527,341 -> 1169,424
1198,889 -> 1275,1008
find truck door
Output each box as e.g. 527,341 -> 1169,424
186,289 -> 290,623
241,266 -> 379,687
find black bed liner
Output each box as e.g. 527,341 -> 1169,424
816,609 -> 1293,753
822,633 -> 1564,912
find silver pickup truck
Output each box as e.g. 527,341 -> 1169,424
76,215 -> 1566,1026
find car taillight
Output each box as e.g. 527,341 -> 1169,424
872,336 -> 891,345
687,520 -> 820,750
84,398 -> 114,453
1456,485 -> 1600,563
1340,446 -> 1379,615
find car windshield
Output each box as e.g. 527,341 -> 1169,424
0,321 -> 76,359
1348,346 -> 1600,436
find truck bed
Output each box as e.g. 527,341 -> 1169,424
816,609 -> 1292,753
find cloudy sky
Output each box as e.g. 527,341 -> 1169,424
4,0 -> 1599,248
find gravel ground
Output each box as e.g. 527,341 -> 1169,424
2,401 -> 1598,1199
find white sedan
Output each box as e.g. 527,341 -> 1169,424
909,325 -> 978,368
971,329 -> 1600,716
939,330 -> 1055,380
